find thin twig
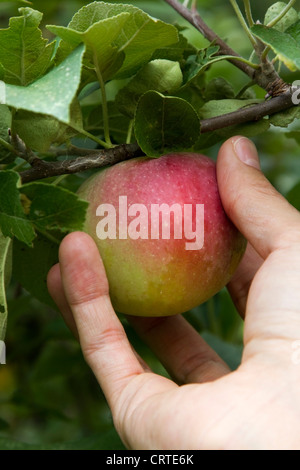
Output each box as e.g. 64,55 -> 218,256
46,146 -> 103,157
20,143 -> 144,184
9,132 -> 41,165
0,137 -> 17,155
164,0 -> 256,80
20,92 -> 297,183
200,91 -> 294,133
163,0 -> 282,91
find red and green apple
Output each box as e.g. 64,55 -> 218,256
78,153 -> 246,317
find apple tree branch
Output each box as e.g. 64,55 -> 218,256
19,91 -> 297,183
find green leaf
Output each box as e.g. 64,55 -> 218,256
251,22 -> 300,71
3,44 -> 85,125
0,63 -> 5,81
116,59 -> 183,118
0,171 -> 35,245
175,74 -> 206,113
194,98 -> 270,150
182,45 -> 223,85
0,233 -> 12,340
204,78 -> 235,101
193,131 -> 223,151
198,98 -> 271,137
285,130 -> 300,144
47,1 -> 178,81
14,112 -> 61,152
0,105 -> 14,163
286,182 -> 300,210
83,101 -> 131,144
13,99 -> 83,152
270,105 -> 300,127
286,20 -> 300,43
194,115 -> 270,150
134,91 -> 200,157
152,31 -> 196,63
219,119 -> 270,139
48,12 -> 130,83
0,7 -> 55,86
20,182 -> 88,233
264,2 -> 298,32
13,235 -> 59,308
199,98 -> 263,119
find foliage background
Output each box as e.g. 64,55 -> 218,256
0,0 -> 299,450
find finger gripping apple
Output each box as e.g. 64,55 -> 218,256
78,153 -> 246,317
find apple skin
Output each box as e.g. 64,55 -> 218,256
78,153 -> 246,317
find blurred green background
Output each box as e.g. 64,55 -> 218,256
0,0 -> 299,450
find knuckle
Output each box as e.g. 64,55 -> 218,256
138,316 -> 169,336
179,352 -> 221,384
83,326 -> 127,363
74,278 -> 109,305
186,360 -> 223,384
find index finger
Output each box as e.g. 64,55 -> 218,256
57,232 -> 176,412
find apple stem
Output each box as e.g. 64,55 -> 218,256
243,0 -> 254,28
126,120 -> 134,145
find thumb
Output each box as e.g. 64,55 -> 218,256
217,137 -> 300,353
217,136 -> 300,260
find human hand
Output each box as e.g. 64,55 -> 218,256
47,136 -> 300,450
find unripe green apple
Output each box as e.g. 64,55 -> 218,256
78,153 -> 246,317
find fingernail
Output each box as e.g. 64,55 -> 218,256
233,137 -> 260,170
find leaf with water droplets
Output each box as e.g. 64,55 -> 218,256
0,7 -> 55,86
47,1 -> 178,81
2,44 -> 85,124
